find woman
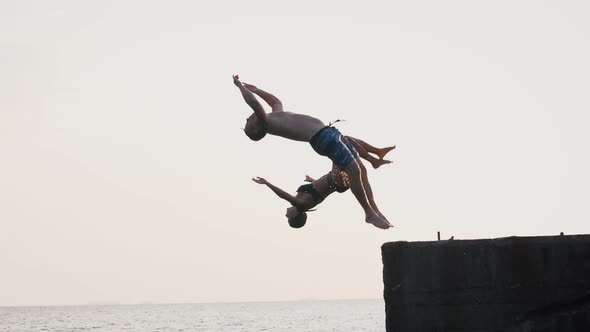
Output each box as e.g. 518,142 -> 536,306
252,137 -> 395,228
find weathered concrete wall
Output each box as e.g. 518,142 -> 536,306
382,235 -> 590,331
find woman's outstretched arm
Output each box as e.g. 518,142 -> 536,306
252,177 -> 302,206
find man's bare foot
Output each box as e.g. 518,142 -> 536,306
376,145 -> 396,160
378,212 -> 394,228
370,158 -> 393,169
366,215 -> 391,230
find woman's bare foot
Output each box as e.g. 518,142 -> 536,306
366,214 -> 391,229
370,158 -> 393,169
376,145 -> 396,160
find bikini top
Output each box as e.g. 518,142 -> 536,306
296,183 -> 323,203
296,169 -> 350,206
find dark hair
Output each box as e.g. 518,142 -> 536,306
288,211 -> 307,228
244,126 -> 267,141
244,116 -> 267,141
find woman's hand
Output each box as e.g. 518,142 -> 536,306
252,177 -> 268,185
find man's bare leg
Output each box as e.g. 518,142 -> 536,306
347,137 -> 393,169
346,138 -> 393,224
343,158 -> 391,229
356,160 -> 392,226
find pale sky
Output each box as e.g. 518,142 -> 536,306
1,1 -> 589,307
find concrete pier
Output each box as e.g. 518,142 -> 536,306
382,235 -> 590,331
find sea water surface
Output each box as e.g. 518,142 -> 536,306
0,299 -> 385,332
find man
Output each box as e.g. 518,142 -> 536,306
233,75 -> 392,229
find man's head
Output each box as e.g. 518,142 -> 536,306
244,113 -> 266,141
286,206 -> 307,228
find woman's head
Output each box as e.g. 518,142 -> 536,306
286,206 -> 307,228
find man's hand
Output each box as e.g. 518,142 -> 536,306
243,83 -> 258,92
252,177 -> 268,185
304,175 -> 314,182
233,74 -> 242,87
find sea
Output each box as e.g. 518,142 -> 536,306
0,299 -> 385,332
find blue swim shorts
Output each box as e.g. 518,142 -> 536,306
309,126 -> 359,169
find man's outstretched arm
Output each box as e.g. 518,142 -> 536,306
233,75 -> 267,125
243,83 -> 283,112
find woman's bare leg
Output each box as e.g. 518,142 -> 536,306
346,137 -> 394,169
347,137 -> 396,160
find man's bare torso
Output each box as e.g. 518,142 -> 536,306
266,112 -> 326,142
